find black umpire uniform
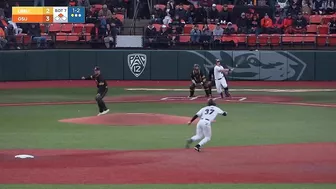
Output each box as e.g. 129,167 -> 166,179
84,66 -> 109,114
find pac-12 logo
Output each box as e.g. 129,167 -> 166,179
128,53 -> 147,77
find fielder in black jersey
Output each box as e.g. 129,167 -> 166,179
189,64 -> 212,98
82,66 -> 109,116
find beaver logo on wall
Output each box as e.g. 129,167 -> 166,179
187,51 -> 307,81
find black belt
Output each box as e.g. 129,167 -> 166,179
202,118 -> 210,121
217,78 -> 222,80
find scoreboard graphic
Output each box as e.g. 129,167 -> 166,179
12,7 -> 85,23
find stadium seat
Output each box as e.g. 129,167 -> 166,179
257,34 -> 269,46
208,24 -> 216,31
228,5 -> 234,11
179,35 -> 190,43
317,25 -> 329,34
67,33 -> 79,42
282,34 -> 293,44
73,24 -> 84,33
84,23 -> 94,33
216,5 -> 223,12
322,15 -> 333,24
316,34 -> 328,46
116,14 -> 124,23
293,34 -> 304,44
235,34 -> 247,44
328,34 -> 336,46
270,34 -> 281,46
40,23 -> 46,33
183,24 -> 193,34
56,32 -> 67,41
156,4 -> 166,10
84,33 -> 91,41
309,15 -> 322,24
61,24 -> 73,33
15,34 -> 23,44
303,34 -> 316,44
306,25 -> 317,34
48,23 -> 62,32
247,34 -> 257,46
153,24 -> 161,31
22,34 -> 32,45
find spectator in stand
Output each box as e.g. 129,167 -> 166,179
0,15 -> 8,30
272,13 -> 284,34
103,23 -> 115,48
99,4 -> 113,24
208,4 -> 219,24
34,0 -> 45,6
301,0 -> 312,15
194,4 -> 207,23
200,0 -> 213,11
190,24 -> 201,43
261,13 -> 273,34
283,13 -> 293,33
0,27 -> 7,50
152,4 -> 165,24
170,26 -> 180,46
145,21 -> 157,48
224,22 -> 236,35
201,24 -> 212,48
292,12 -> 307,33
110,12 -> 123,34
77,0 -> 91,9
325,0 -> 335,14
186,4 -> 196,24
5,24 -> 20,49
169,15 -> 184,34
163,12 -> 172,25
313,0 -> 326,15
287,3 -> 301,17
175,3 -> 187,21
28,24 -> 46,48
165,2 -> 175,16
106,0 -> 126,14
248,14 -> 260,35
158,25 -> 170,47
237,12 -> 248,34
68,0 -> 77,6
213,23 -> 224,43
328,17 -> 336,33
90,21 -> 106,48
275,4 -> 285,18
219,4 -> 231,24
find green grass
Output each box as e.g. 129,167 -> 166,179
0,87 -> 335,188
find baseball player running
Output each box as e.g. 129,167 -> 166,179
214,59 -> 232,98
186,99 -> 228,152
81,66 -> 109,116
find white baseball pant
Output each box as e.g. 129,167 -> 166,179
191,119 -> 212,146
215,77 -> 228,94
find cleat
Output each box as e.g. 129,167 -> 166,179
188,95 -> 195,98
185,139 -> 193,148
194,144 -> 201,152
97,112 -> 103,116
101,109 -> 110,115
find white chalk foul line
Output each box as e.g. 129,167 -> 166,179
239,97 -> 247,101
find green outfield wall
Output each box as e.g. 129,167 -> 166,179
0,50 -> 335,81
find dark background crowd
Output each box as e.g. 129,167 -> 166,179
1,0 -> 336,49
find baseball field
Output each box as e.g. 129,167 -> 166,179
0,80 -> 336,189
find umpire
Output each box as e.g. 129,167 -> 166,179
81,66 -> 109,116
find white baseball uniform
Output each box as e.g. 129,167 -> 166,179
214,65 -> 228,94
190,105 -> 226,147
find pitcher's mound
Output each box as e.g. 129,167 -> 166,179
59,113 -> 195,126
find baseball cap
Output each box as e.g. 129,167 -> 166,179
216,59 -> 220,62
94,66 -> 100,71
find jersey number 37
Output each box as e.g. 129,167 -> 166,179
205,109 -> 214,115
